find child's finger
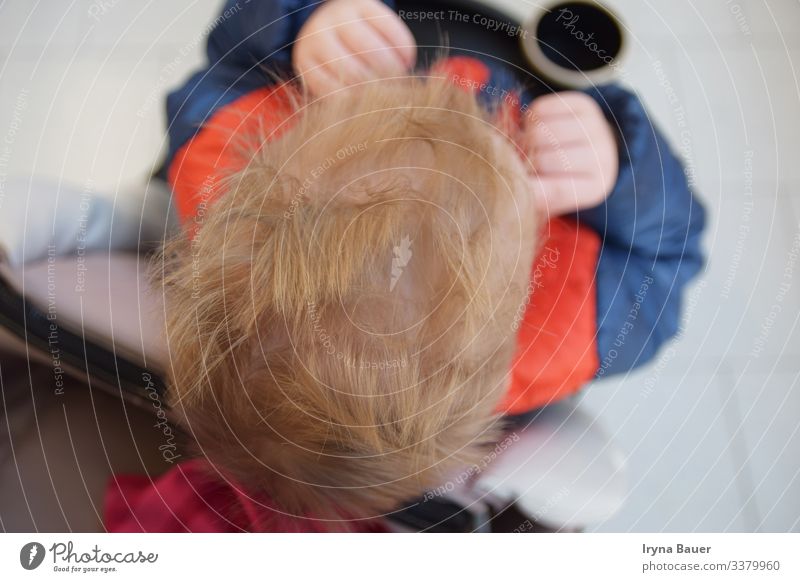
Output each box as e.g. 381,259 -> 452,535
524,117 -> 596,151
300,65 -> 341,97
358,1 -> 417,68
302,55 -> 364,96
338,22 -> 409,75
314,36 -> 374,84
532,144 -> 602,175
300,34 -> 401,96
530,174 -> 600,216
528,91 -> 599,120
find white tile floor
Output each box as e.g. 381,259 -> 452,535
0,0 -> 798,531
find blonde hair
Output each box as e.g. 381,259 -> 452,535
156,73 -> 540,525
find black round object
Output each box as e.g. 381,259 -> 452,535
396,0 -> 549,95
535,2 -> 622,71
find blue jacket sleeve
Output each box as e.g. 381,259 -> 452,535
579,85 -> 706,377
161,0 -> 326,177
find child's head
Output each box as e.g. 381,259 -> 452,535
159,76 -> 540,521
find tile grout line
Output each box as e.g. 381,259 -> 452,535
717,360 -> 761,530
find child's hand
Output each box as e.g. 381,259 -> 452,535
522,92 -> 619,218
293,0 -> 416,96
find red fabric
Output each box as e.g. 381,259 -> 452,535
168,83 -> 297,226
500,217 -> 600,414
105,459 -> 385,532
111,57 -> 600,532
431,56 -> 522,132
430,55 -> 491,87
